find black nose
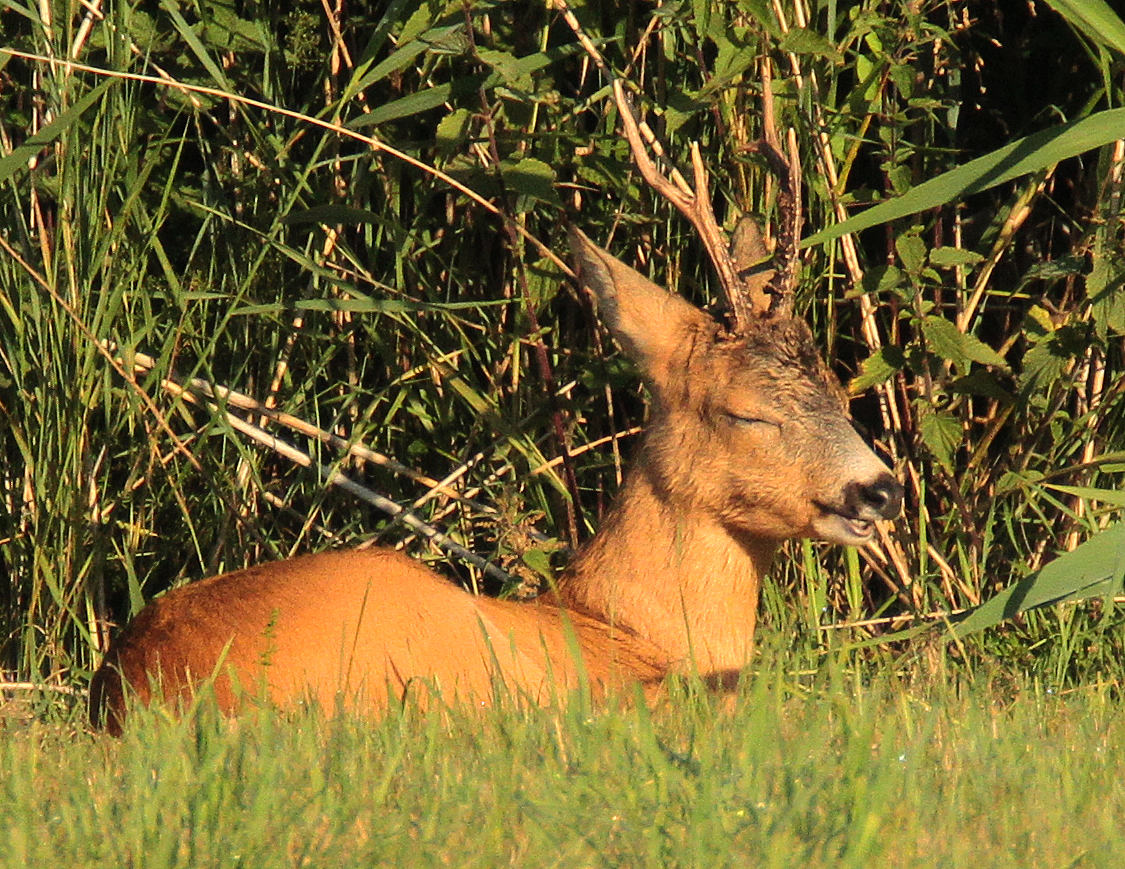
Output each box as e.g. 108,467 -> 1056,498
846,474 -> 904,520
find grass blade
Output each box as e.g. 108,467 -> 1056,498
805,109 -> 1125,246
950,523 -> 1125,637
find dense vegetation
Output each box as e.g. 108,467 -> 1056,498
1,0 -> 1123,702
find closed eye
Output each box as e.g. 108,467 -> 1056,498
725,412 -> 781,431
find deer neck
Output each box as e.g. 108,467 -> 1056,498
556,464 -> 777,678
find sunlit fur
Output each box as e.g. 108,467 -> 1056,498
89,233 -> 901,734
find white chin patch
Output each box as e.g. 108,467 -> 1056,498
813,513 -> 875,546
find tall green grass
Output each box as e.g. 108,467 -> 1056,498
1,0 -> 1123,697
3,661 -> 1124,867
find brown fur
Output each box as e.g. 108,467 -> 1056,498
89,232 -> 901,733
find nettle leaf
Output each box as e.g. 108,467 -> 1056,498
929,247 -> 985,269
889,62 -> 914,98
524,257 -> 563,311
920,316 -> 970,368
502,157 -> 560,208
1022,304 -> 1055,338
778,27 -> 843,62
1090,275 -> 1125,336
736,0 -> 781,38
887,164 -> 914,196
1018,322 -> 1089,393
436,108 -> 471,157
703,40 -> 758,96
996,469 -> 1045,495
919,407 -> 962,472
520,549 -> 554,581
663,88 -> 701,136
1018,254 -> 1086,285
692,0 -> 713,39
895,232 -> 928,275
949,370 -> 1014,404
921,316 -> 1007,370
850,264 -> 904,299
1018,338 -> 1071,393
476,43 -> 586,88
848,344 -> 906,394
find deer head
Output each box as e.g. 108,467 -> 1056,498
568,228 -> 902,550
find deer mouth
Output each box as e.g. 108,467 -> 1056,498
840,516 -> 874,540
812,504 -> 876,545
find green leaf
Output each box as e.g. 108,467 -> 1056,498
1018,326 -> 1085,393
735,0 -> 780,38
476,42 -> 590,88
849,265 -> 904,299
436,108 -> 471,156
283,206 -> 386,225
502,157 -> 560,208
889,62 -> 914,99
1090,277 -> 1125,335
524,257 -> 563,311
520,549 -> 554,580
895,231 -> 928,274
1043,0 -> 1125,57
346,24 -> 464,98
929,247 -> 985,269
349,83 -> 453,129
1046,484 -> 1125,508
920,316 -> 1007,370
918,407 -> 961,472
848,345 -> 905,393
1019,255 -> 1086,285
778,28 -> 843,62
950,523 -> 1125,638
949,371 -> 1014,403
805,108 -> 1125,247
159,0 -> 234,92
291,298 -> 511,314
202,1 -> 269,52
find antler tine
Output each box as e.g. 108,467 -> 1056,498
611,80 -> 757,330
757,58 -> 802,318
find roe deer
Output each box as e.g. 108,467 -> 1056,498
88,80 -> 902,735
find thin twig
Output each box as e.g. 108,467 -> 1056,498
156,374 -> 515,584
0,681 -> 88,698
123,348 -> 494,511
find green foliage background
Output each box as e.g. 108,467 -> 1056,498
1,0 -> 1123,694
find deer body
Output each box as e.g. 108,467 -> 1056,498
89,231 -> 902,734
89,548 -> 669,732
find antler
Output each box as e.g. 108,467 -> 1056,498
554,0 -> 803,329
610,80 -> 761,329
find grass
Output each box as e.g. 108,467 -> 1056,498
3,651 -> 1123,868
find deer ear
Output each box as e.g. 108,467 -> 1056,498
568,227 -> 713,379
